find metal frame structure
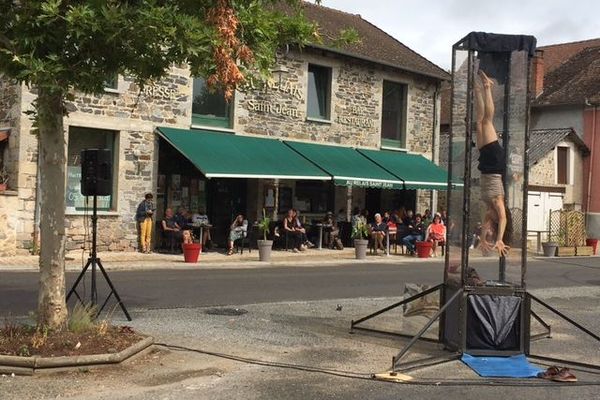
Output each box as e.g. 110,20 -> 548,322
350,32 -> 600,375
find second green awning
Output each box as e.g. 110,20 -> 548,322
358,148 -> 449,190
157,127 -> 330,180
284,141 -> 406,189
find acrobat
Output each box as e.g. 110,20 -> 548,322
474,70 -> 512,257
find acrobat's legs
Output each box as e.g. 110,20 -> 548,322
475,70 -> 498,149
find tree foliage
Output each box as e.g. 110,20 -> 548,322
0,0 -> 321,98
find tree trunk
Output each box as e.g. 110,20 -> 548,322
37,88 -> 68,329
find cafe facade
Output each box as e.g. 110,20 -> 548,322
0,3 -> 449,255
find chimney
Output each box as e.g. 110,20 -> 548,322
531,49 -> 545,97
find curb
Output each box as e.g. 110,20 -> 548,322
0,336 -> 154,375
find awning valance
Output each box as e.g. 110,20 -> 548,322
357,148 -> 449,190
156,127 -> 330,180
283,141 -> 406,189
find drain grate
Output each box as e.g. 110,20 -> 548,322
204,308 -> 248,316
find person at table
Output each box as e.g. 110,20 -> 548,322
369,213 -> 388,254
351,207 -> 364,230
323,211 -> 342,250
425,213 -> 446,257
174,207 -> 190,230
336,208 -> 346,223
192,208 -> 211,251
227,214 -> 248,255
283,209 -> 304,252
293,209 -> 315,248
161,208 -> 183,252
135,192 -> 155,254
402,213 -> 425,256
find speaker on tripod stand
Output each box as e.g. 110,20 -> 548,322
67,149 -> 131,320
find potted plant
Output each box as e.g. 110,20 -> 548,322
0,167 -> 8,192
182,231 -> 201,263
352,221 -> 369,260
541,241 -> 558,257
257,209 -> 273,262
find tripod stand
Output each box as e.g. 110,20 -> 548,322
66,195 -> 132,321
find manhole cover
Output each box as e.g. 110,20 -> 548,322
204,308 -> 248,316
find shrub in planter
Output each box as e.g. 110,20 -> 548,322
351,221 -> 369,260
257,210 -> 273,262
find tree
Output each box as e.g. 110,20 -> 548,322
0,0 -> 321,329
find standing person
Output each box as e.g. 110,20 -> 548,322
227,214 -> 247,255
136,193 -> 155,253
402,214 -> 425,255
425,213 -> 446,257
369,213 -> 388,254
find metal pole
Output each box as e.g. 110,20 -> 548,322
91,194 -> 98,307
499,52 -> 512,283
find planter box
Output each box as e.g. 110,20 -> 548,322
576,246 -> 593,256
556,246 -> 576,257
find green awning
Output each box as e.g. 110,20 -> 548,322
357,148 -> 450,190
157,127 -> 330,180
284,141 -> 405,189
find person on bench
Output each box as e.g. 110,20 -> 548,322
161,208 -> 184,253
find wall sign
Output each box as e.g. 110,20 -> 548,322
142,84 -> 178,100
335,105 -> 375,128
240,77 -> 303,100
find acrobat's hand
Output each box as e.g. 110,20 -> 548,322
494,240 -> 510,257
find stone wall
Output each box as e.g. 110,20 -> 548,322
0,67 -> 192,256
235,49 -> 438,154
0,193 -> 19,256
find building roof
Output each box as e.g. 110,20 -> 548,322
529,128 -> 589,164
535,45 -> 600,106
288,2 -> 449,81
539,38 -> 600,73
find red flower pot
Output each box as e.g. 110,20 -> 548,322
415,241 -> 433,258
183,243 -> 201,263
586,239 -> 598,255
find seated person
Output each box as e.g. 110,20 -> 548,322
369,213 -> 388,254
227,214 -> 248,255
425,213 -> 446,257
175,207 -> 191,230
402,214 -> 425,255
283,209 -> 304,252
161,208 -> 184,252
191,208 -> 212,251
323,211 -> 342,250
293,209 -> 314,248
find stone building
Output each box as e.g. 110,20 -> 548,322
0,3 -> 449,256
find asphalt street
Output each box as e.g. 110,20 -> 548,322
2,257 -> 599,317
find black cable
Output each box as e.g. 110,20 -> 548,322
155,343 -> 600,387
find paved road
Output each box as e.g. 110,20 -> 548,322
2,257 -> 599,316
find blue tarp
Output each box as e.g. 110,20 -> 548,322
461,353 -> 543,378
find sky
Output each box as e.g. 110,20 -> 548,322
322,0 -> 600,70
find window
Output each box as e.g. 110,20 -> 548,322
557,146 -> 569,185
66,127 -> 116,211
192,77 -> 232,128
381,80 -> 407,148
307,64 -> 332,120
295,181 -> 332,213
103,74 -> 119,91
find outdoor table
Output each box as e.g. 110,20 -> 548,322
527,229 -> 550,254
191,223 -> 213,246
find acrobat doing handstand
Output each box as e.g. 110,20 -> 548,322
474,70 -> 512,257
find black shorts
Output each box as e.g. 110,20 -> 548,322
478,140 -> 505,175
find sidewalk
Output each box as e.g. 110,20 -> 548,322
0,247 -> 438,271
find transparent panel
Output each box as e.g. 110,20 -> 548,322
446,45 -> 531,289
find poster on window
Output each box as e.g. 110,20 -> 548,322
157,174 -> 166,194
66,166 -> 111,211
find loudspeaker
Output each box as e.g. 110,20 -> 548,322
81,149 -> 112,196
